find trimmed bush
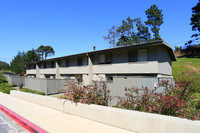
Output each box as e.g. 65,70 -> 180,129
20,88 -> 45,95
0,83 -> 15,94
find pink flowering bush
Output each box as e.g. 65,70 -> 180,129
75,75 -> 83,82
62,80 -> 110,106
116,80 -> 200,120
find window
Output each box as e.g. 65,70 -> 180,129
43,63 -> 46,68
51,62 -> 55,68
65,59 -> 70,67
98,53 -> 112,64
39,63 -> 42,68
99,55 -> 105,64
105,54 -> 112,64
26,65 -> 30,70
78,58 -> 83,66
129,51 -> 137,62
129,49 -> 148,62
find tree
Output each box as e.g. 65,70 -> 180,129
187,0 -> 200,45
117,17 -> 134,46
10,51 -> 26,74
24,49 -> 40,62
174,46 -> 182,52
0,72 -> 7,84
0,61 -> 9,70
133,18 -> 151,43
36,45 -> 55,60
145,4 -> 163,40
103,25 -> 119,48
103,5 -> 164,47
10,49 -> 41,74
116,17 -> 151,46
44,46 -> 55,60
36,45 -> 45,60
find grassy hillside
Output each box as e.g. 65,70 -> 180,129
172,57 -> 200,79
172,57 -> 200,100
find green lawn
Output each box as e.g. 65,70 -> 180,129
172,57 -> 200,78
172,57 -> 200,96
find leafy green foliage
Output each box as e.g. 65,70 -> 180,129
103,25 -> 119,48
0,83 -> 15,94
191,1 -> 200,32
174,46 -> 182,52
104,17 -> 152,47
172,57 -> 200,112
116,17 -> 134,46
187,0 -> 200,44
0,73 -> 8,84
36,45 -> 55,60
181,44 -> 200,57
134,18 -> 151,43
10,51 -> 26,74
10,45 -> 55,74
36,45 -> 45,60
0,71 -> 15,94
24,49 -> 40,62
20,88 -> 45,95
145,4 -> 163,40
0,61 -> 9,70
117,17 -> 152,46
104,4 -> 163,47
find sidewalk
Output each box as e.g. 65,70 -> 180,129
0,93 -> 134,133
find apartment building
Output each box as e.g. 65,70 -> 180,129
26,40 -> 176,86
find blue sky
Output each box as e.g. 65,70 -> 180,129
0,0 -> 198,63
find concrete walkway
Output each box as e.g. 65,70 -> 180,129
0,93 -> 134,133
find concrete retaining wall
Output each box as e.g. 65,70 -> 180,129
10,90 -> 200,133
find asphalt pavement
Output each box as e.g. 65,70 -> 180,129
0,110 -> 28,133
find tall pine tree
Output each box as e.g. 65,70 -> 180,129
187,0 -> 200,44
145,4 -> 163,40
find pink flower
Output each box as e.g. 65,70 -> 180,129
106,90 -> 110,93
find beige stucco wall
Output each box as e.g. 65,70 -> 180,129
26,69 -> 36,74
60,66 -> 89,74
157,46 -> 172,75
93,61 -> 158,74
39,68 -> 56,74
10,91 -> 200,133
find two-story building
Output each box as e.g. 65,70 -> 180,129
26,40 -> 176,88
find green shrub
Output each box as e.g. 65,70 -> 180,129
20,88 -> 45,95
0,83 -> 15,94
0,73 -> 8,84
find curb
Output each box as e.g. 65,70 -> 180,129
0,104 -> 48,133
